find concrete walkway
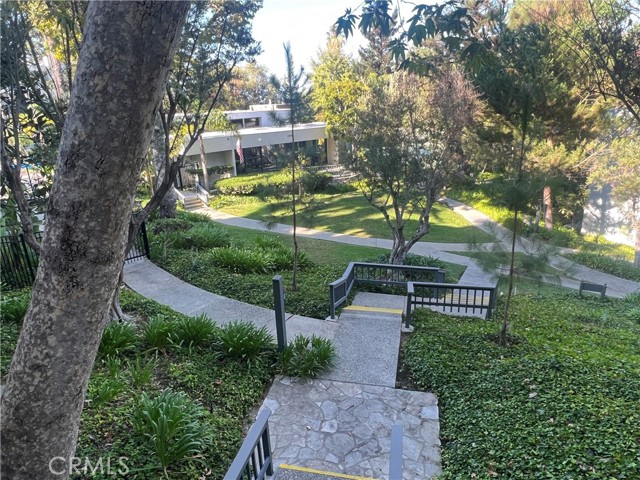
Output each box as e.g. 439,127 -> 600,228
195,203 -> 640,297
124,261 -> 339,341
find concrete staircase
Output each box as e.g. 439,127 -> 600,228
179,191 -> 205,211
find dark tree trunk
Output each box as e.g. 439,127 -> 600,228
0,3 -> 189,479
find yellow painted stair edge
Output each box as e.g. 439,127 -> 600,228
278,464 -> 375,480
343,306 -> 403,315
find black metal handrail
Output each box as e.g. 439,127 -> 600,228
223,408 -> 274,480
405,281 -> 497,326
329,262 -> 445,319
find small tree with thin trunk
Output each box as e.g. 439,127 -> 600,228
348,70 -> 478,264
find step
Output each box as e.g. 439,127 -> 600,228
275,464 -> 374,480
320,312 -> 401,387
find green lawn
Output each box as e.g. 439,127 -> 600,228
211,192 -> 496,244
404,292 -> 640,479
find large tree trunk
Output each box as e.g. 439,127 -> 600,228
0,3 -> 189,479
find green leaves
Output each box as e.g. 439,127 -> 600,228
404,293 -> 640,478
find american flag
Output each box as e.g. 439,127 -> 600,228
236,138 -> 244,164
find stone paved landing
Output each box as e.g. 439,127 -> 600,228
262,377 -> 442,480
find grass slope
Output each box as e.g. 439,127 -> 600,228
211,192 -> 495,244
404,293 -> 640,479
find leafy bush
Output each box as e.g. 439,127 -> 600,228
99,322 -> 138,358
219,321 -> 274,363
207,247 -> 272,274
278,335 -> 335,378
165,224 -> 231,250
133,389 -> 211,473
301,171 -> 332,193
565,251 -> 640,281
142,315 -> 176,351
216,171 -> 292,195
176,211 -> 211,224
151,218 -> 193,235
0,292 -> 30,323
172,314 -> 219,348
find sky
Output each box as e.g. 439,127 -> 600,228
251,0 -> 367,75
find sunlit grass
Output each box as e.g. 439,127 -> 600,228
212,193 -> 495,244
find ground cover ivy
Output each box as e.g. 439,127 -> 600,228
404,293 -> 640,479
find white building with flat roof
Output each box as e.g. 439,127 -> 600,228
179,104 -> 337,189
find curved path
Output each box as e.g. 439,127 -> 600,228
193,202 -> 639,298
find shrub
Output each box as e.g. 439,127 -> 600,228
219,321 -> 274,363
176,211 -> 211,224
265,247 -> 312,271
98,322 -> 138,358
133,389 -> 211,474
173,314 -> 219,348
278,335 -> 335,378
127,355 -> 157,388
151,218 -> 193,235
142,315 -> 176,351
216,171 -> 292,195
92,376 -> 127,406
301,171 -> 332,193
166,224 -> 231,250
0,292 -> 30,323
565,252 -> 640,281
207,247 -> 272,274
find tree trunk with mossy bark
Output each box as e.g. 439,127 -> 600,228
0,3 -> 189,479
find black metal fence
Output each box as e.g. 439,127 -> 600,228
329,262 -> 446,319
1,223 -> 150,290
405,281 -> 498,325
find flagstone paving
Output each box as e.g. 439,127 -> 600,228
262,377 -> 442,480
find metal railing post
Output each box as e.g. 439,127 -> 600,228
272,275 -> 287,351
405,283 -> 414,329
389,423 -> 404,480
329,284 -> 336,319
140,222 -> 151,259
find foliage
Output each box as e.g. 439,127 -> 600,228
587,134 -> 640,266
0,291 -> 30,323
133,389 -> 212,474
347,70 -> 479,263
565,252 -> 640,282
278,335 -> 336,378
98,322 -> 138,359
172,314 -> 220,349
310,36 -> 365,138
206,247 -> 272,274
218,321 -> 275,363
127,356 -> 157,389
215,170 -> 294,195
404,293 -> 640,479
90,375 -> 127,407
142,315 -> 177,352
163,223 -> 231,250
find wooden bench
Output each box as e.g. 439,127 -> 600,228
579,281 -> 607,298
